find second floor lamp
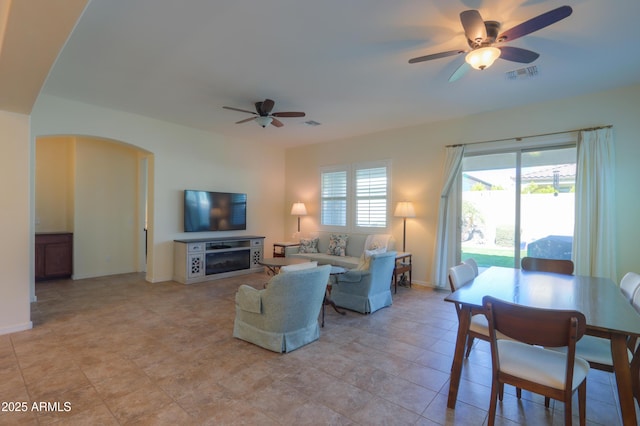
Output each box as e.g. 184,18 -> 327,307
291,202 -> 307,233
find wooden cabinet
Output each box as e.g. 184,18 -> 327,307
35,233 -> 73,281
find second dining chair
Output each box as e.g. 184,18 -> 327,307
448,263 -> 492,358
462,257 -> 479,277
549,271 -> 640,373
620,271 -> 640,302
521,256 -> 574,275
483,295 -> 590,426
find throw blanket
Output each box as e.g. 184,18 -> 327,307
364,234 -> 391,251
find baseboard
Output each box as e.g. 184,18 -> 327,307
0,321 -> 33,336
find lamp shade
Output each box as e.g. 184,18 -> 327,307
394,201 -> 416,218
291,202 -> 307,216
465,47 -> 501,70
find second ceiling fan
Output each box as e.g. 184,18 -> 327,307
223,99 -> 305,128
408,5 -> 573,82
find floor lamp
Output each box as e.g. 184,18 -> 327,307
394,201 -> 415,252
394,201 -> 415,287
291,202 -> 307,234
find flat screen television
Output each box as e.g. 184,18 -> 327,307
183,190 -> 247,232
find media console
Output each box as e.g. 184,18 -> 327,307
173,235 -> 264,284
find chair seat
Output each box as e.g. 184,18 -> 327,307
470,314 -> 509,340
548,335 -> 633,366
498,340 -> 590,391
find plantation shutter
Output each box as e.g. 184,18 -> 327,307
321,170 -> 347,226
355,166 -> 387,228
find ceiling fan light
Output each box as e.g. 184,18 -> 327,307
465,47 -> 501,70
255,116 -> 273,128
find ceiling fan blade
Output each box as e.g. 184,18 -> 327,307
235,117 -> 257,124
223,106 -> 257,115
271,118 -> 284,128
261,99 -> 275,114
409,50 -> 464,64
448,62 -> 471,83
460,10 -> 486,44
272,111 -> 306,118
499,46 -> 539,63
497,5 -> 572,43
254,101 -> 265,115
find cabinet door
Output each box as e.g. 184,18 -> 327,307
44,243 -> 73,277
188,254 -> 205,278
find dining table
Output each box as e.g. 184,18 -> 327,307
444,266 -> 640,426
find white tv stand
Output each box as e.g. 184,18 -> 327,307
173,235 -> 264,284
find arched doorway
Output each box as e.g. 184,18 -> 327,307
35,135 -> 152,284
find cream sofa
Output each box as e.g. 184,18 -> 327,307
285,232 -> 395,269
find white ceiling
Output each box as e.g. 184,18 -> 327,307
37,0 -> 640,147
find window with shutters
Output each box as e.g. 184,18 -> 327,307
320,161 -> 390,231
321,169 -> 347,227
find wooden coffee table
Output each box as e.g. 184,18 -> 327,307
258,257 -> 312,275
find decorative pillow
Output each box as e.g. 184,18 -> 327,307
356,247 -> 386,270
327,234 -> 348,256
299,237 -> 319,253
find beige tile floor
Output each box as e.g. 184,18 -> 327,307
0,271 -> 635,425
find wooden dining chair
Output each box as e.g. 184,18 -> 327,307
521,256 -> 574,275
483,296 -> 589,426
448,263 -> 494,358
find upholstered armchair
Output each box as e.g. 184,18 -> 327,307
331,251 -> 397,314
233,264 -> 331,353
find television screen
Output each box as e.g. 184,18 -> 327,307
184,190 -> 247,232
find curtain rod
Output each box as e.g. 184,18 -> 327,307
446,125 -> 613,148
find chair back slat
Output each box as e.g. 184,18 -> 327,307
482,296 -> 586,349
521,257 -> 574,275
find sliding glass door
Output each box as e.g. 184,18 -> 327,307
461,146 -> 576,269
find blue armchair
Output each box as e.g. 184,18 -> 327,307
331,251 -> 396,314
233,264 -> 331,353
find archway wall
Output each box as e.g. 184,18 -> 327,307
36,135 -> 146,279
31,94 -> 286,283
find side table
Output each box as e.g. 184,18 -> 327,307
393,252 -> 412,294
272,241 -> 300,258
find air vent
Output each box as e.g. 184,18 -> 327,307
505,65 -> 539,80
304,120 -> 322,126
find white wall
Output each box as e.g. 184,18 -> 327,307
286,84 -> 640,286
31,95 -> 286,286
0,110 -> 32,334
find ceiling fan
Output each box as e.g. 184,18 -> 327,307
408,5 -> 573,82
222,99 -> 306,128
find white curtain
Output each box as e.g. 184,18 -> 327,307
573,127 -> 617,281
433,145 -> 465,288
